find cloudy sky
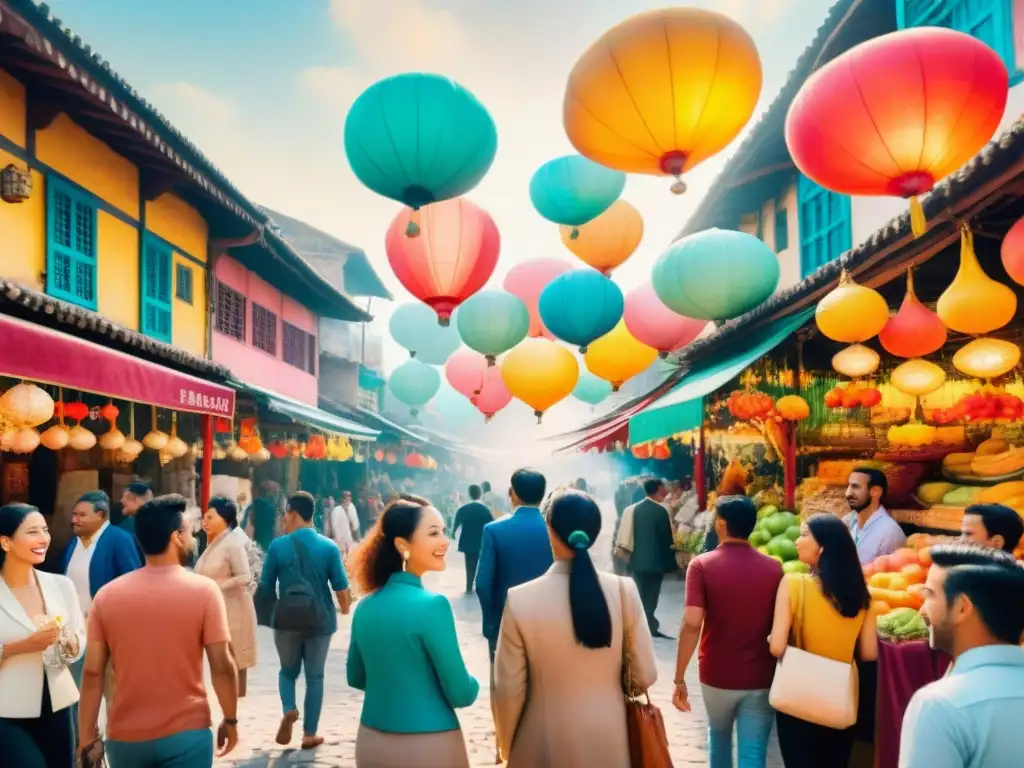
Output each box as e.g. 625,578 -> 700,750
53,0 -> 836,449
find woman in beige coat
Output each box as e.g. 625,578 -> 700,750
195,496 -> 258,694
494,489 -> 658,768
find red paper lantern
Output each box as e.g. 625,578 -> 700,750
631,442 -> 652,460
652,440 -> 671,461
385,198 -> 500,325
404,452 -> 426,468
100,402 -> 120,422
1002,214 -> 1024,286
267,440 -> 288,459
786,28 -> 1008,236
879,269 -> 947,358
374,448 -> 385,462
64,401 -> 88,422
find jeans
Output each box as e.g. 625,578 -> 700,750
702,685 -> 774,768
275,630 -> 332,736
106,728 -> 213,767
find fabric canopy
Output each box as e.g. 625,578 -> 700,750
628,308 -> 815,444
235,380 -> 379,440
319,397 -> 423,444
0,313 -> 235,416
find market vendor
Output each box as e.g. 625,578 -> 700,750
844,467 -> 906,564
959,503 -> 1023,554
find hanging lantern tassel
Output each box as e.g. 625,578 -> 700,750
406,209 -> 421,238
534,410 -> 544,425
569,226 -> 580,240
909,195 -> 927,238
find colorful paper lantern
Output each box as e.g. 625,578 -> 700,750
538,269 -> 623,352
564,8 -> 762,192
953,338 -> 1021,380
503,258 -> 573,338
652,229 -> 779,321
388,358 -> 441,416
584,320 -> 659,391
455,290 -> 530,365
879,269 -> 947,358
815,270 -> 890,344
572,369 -> 613,407
1001,214 -> 1024,286
559,200 -> 643,275
473,365 -> 512,421
832,344 -> 880,379
385,198 -> 500,325
63,401 -> 88,423
937,226 -> 1016,335
388,302 -> 462,365
444,349 -> 489,399
431,384 -> 487,431
500,338 -> 579,422
623,283 -> 706,358
529,154 -> 625,235
345,74 -> 497,235
786,28 -> 1008,237
891,359 -> 945,397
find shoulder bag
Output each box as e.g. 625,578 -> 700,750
768,575 -> 859,729
272,537 -> 328,633
619,579 -> 674,768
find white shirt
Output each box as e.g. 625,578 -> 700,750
66,520 -> 109,615
330,503 -> 360,552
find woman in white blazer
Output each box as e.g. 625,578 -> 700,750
0,503 -> 86,768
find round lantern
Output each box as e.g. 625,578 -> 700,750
250,447 -> 271,465
652,229 -> 779,321
40,424 -> 70,451
385,451 -> 397,465
891,359 -> 946,397
503,258 -> 573,338
432,384 -> 487,430
63,401 -> 88,423
473,365 -> 512,421
385,198 -> 500,325
786,28 -> 1008,237
623,283 -> 706,358
120,437 -> 143,459
530,155 -> 625,236
344,74 -> 497,235
389,302 -> 462,365
832,344 -> 880,378
165,435 -> 189,459
455,290 -> 530,365
879,269 -> 947,358
560,200 -> 643,275
143,429 -> 169,451
0,382 -> 55,427
445,349 -> 489,398
573,369 -> 613,406
68,425 -> 97,451
584,320 -> 659,391
501,338 -> 579,422
538,270 -> 623,352
0,428 -> 14,451
816,270 -> 890,343
11,427 -> 40,454
1001,214 -> 1024,286
99,402 -> 120,422
953,338 -> 1021,380
632,442 -> 653,460
564,8 -> 762,192
98,428 -> 126,452
388,358 -> 441,416
937,226 -> 1017,335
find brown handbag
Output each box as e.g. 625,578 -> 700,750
620,580 -> 675,768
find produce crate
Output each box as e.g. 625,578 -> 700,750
892,506 -> 964,532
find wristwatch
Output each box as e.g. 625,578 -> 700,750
222,718 -> 238,726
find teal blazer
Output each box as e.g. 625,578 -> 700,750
347,572 -> 479,733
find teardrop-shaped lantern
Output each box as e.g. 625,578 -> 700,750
879,269 -> 947,358
40,424 -> 70,451
891,359 -> 946,397
473,364 -> 513,421
937,226 -> 1017,335
501,338 -> 579,423
816,270 -> 890,343
559,200 -> 643,275
832,344 -> 880,379
953,338 -> 1021,380
455,290 -> 530,365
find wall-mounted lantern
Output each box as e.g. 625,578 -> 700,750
0,164 -> 32,204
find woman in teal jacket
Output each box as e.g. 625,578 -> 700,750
346,494 -> 479,768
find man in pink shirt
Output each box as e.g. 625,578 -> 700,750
77,494 -> 239,767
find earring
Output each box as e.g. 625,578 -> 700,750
401,550 -> 409,572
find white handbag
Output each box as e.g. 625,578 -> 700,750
769,576 -> 859,729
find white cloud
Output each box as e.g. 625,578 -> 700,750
149,82 -> 234,131
297,65 -> 363,115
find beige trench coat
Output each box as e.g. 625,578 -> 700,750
195,526 -> 258,669
493,561 -> 658,768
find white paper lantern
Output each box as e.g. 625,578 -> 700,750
143,430 -> 169,451
68,425 -> 97,451
40,424 -> 70,450
99,428 -> 127,452
0,428 -> 15,452
0,383 -> 55,427
229,445 -> 248,462
249,447 -> 271,465
165,436 -> 189,459
11,427 -> 40,454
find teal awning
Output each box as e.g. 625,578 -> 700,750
234,380 -> 380,441
628,308 -> 814,444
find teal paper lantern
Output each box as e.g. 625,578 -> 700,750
428,384 -> 486,433
389,303 -> 461,365
529,155 -> 626,236
652,229 -> 780,321
455,290 -> 530,364
573,369 -> 613,406
344,74 -> 498,234
388,358 -> 441,416
538,269 -> 623,352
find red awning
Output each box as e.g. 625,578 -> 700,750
0,314 -> 235,417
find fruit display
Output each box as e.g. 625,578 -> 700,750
864,546 -> 932,615
717,457 -> 750,495
886,423 -> 938,448
940,440 -> 1024,482
876,607 -> 929,642
727,389 -> 774,421
931,389 -> 1024,425
796,477 -> 849,516
775,395 -> 810,421
748,508 -> 808,573
823,380 -> 882,410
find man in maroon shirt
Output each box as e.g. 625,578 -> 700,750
673,495 -> 782,768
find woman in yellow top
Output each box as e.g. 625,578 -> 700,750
769,513 -> 877,768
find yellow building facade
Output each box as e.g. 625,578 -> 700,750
0,66 -> 208,357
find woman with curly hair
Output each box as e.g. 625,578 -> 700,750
346,495 -> 478,768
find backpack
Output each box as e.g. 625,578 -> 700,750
272,537 -> 328,633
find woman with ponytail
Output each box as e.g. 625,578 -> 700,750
493,489 -> 657,767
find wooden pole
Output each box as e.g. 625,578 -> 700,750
200,413 -> 213,511
695,418 -> 707,510
784,421 -> 797,511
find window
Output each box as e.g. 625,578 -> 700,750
252,303 -> 278,355
141,237 -> 173,342
283,321 -> 316,374
46,177 -> 97,310
797,174 -> 851,278
175,263 -> 193,304
215,280 -> 246,341
897,0 -> 1020,83
774,208 -> 789,252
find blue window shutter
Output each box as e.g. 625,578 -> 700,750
774,208 -> 789,252
46,177 -> 97,310
141,236 -> 173,342
797,174 -> 851,279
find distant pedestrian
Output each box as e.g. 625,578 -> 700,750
330,491 -> 362,555
628,478 -> 677,638
481,481 -> 508,518
451,485 -> 494,594
118,482 -> 152,536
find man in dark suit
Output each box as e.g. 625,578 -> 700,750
452,484 -> 495,594
631,477 -> 677,638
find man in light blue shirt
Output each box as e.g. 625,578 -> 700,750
843,467 -> 906,564
900,544 -> 1024,768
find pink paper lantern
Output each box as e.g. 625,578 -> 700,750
623,283 -> 706,357
503,258 -> 573,339
473,365 -> 512,420
444,348 -> 489,398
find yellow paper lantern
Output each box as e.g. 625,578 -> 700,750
815,270 -> 890,343
937,226 -> 1017,335
40,424 -> 70,451
559,200 -> 643,275
832,344 -> 880,378
98,428 -> 126,452
953,337 -> 1021,380
500,338 -> 579,422
891,359 -> 946,396
584,320 -> 659,392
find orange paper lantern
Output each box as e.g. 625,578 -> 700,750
815,271 -> 889,343
879,269 -> 947,358
1002,214 -> 1024,287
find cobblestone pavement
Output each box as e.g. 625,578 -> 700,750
211,504 -> 784,767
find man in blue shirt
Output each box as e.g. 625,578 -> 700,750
900,544 -> 1024,768
260,491 -> 351,751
